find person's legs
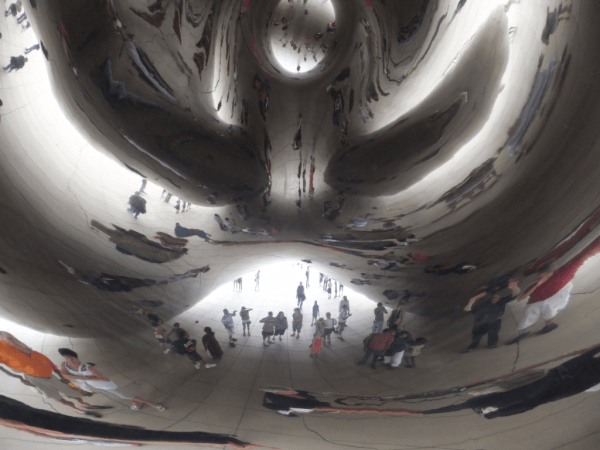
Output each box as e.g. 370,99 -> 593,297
487,320 -> 502,347
508,304 -> 542,344
370,350 -> 382,368
357,348 -> 374,364
296,327 -> 301,339
466,323 -> 489,350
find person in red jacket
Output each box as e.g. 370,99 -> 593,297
509,236 -> 600,344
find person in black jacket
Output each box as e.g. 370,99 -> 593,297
463,279 -> 520,351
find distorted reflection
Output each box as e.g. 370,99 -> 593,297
1,0 -> 600,449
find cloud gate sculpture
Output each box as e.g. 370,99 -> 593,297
1,0 -> 600,448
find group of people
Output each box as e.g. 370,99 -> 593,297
319,273 -> 343,298
463,235 -> 600,351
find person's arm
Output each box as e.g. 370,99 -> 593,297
259,317 -> 267,323
518,273 -> 552,301
465,292 -> 486,311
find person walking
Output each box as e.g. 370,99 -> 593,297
260,312 -> 277,346
291,308 -> 303,339
296,282 -> 306,308
127,191 -> 146,218
255,270 -> 260,291
323,312 -> 337,346
327,280 -> 332,299
336,305 -> 351,340
305,267 -> 310,287
310,331 -> 324,358
24,43 -> 40,54
356,329 -> 395,369
58,348 -> 168,409
319,273 -> 324,287
3,55 -> 27,72
201,327 -> 223,360
311,301 -> 319,325
221,309 -> 238,347
240,306 -> 253,336
274,311 -> 289,341
372,302 -> 388,334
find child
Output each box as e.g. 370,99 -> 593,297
404,337 -> 427,368
310,331 -> 324,358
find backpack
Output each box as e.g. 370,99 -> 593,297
171,338 -> 187,355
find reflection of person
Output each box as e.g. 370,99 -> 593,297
310,332 -> 324,358
127,191 -> 146,218
372,302 -> 388,333
170,331 -> 216,369
305,267 -> 310,287
323,313 -> 336,346
404,337 -> 427,368
423,346 -> 600,419
201,327 -> 223,360
151,321 -> 171,354
384,331 -> 410,369
356,329 -> 394,369
221,309 -> 238,345
291,308 -> 303,339
58,348 -> 165,411
387,303 -> 404,330
311,301 -> 319,325
255,270 -> 260,291
260,312 -> 277,346
296,282 -> 306,308
274,312 -> 288,341
339,295 -> 350,313
3,55 -> 27,72
0,333 -> 104,416
509,236 -> 600,344
240,306 -> 253,336
464,279 -> 520,351
336,305 -> 351,340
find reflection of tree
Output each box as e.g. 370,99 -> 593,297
91,220 -> 187,264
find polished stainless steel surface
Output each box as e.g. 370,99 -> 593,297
1,0 -> 599,448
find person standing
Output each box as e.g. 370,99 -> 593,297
58,348 -> 168,409
240,306 -> 253,336
336,305 -> 351,340
296,282 -> 306,308
221,309 -> 238,346
151,321 -> 171,353
372,302 -> 388,334
167,322 -> 188,341
339,296 -> 350,313
319,273 -> 324,287
291,308 -> 303,339
238,277 -> 243,291
323,312 -> 337,346
334,281 -> 338,297
274,311 -> 289,341
384,331 -> 410,369
356,329 -> 394,369
311,301 -> 319,325
404,337 -> 427,368
201,327 -> 223,360
139,179 -> 147,194
339,283 -> 344,295
387,303 -> 404,330
305,267 -> 310,287
260,312 -> 277,346
464,279 -> 520,351
327,280 -> 332,299
0,332 -> 106,416
255,270 -> 260,291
